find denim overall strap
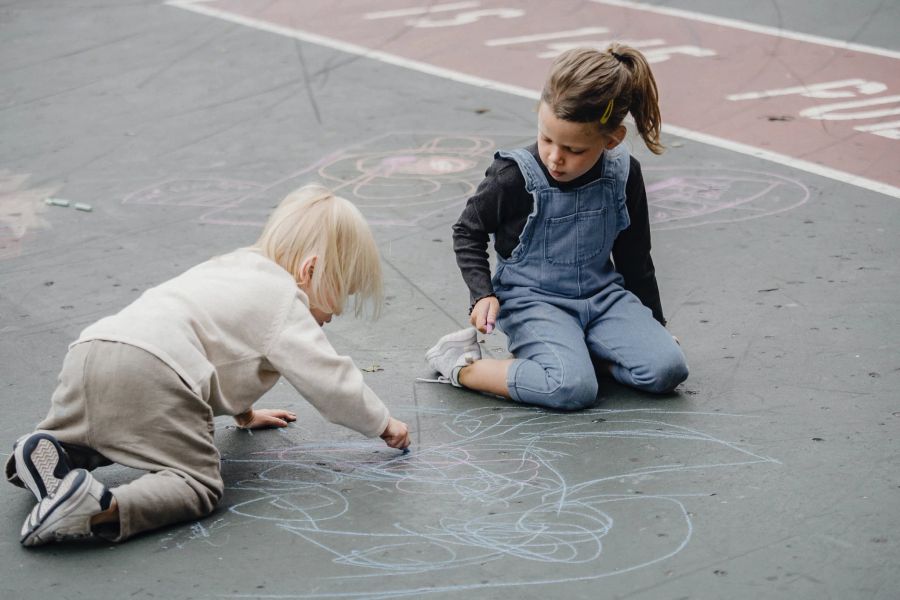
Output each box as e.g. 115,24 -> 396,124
496,148 -> 550,194
604,143 -> 630,208
492,145 -> 632,298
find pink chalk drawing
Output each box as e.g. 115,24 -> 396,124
0,171 -> 58,261
644,167 -> 810,230
118,137 -> 810,232
315,134 -> 510,226
118,133 -> 525,228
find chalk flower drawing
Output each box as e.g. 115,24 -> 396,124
120,136 -> 810,234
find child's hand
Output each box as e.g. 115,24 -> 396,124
234,408 -> 297,430
469,296 -> 499,334
380,417 -> 410,449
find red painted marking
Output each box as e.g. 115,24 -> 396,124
184,0 -> 900,193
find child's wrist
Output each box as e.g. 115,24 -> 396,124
469,293 -> 497,314
234,409 -> 254,427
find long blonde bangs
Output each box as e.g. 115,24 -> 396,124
255,184 -> 383,318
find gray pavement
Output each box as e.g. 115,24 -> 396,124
1,1 -> 898,599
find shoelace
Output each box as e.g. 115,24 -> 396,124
414,376 -> 450,384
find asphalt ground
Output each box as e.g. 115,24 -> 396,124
1,1 -> 898,599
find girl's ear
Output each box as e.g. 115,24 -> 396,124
604,125 -> 627,149
297,255 -> 318,286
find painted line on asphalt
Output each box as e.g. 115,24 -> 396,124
167,0 -> 900,199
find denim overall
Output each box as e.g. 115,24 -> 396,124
492,146 -> 688,409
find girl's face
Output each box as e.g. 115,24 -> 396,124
537,102 -> 621,183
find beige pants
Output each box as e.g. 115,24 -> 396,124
5,341 -> 224,541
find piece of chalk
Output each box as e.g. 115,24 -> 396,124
485,323 -> 494,334
73,202 -> 93,212
44,198 -> 70,207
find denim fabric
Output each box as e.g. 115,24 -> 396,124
492,146 -> 687,409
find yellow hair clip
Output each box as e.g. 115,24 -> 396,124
599,98 -> 615,125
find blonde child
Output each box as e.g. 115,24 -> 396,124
426,45 -> 688,408
9,184 -> 410,546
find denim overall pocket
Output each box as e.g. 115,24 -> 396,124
543,207 -> 608,266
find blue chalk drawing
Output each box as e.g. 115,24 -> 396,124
189,405 -> 779,599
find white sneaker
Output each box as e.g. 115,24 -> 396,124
14,432 -> 72,501
425,327 -> 481,387
20,469 -> 113,546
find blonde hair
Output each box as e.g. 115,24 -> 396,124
254,184 -> 383,318
541,44 -> 664,154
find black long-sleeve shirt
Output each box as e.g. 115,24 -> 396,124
452,143 -> 666,325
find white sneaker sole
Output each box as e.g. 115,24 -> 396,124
14,433 -> 71,501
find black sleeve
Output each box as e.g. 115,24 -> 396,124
452,160 -> 506,307
612,158 -> 666,326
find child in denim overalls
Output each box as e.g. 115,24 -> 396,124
426,45 -> 688,409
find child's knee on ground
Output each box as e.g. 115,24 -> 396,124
513,364 -> 599,411
628,350 -> 689,394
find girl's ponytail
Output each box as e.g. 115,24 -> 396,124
607,43 -> 664,154
542,44 -> 664,154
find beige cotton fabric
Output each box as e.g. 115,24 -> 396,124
7,341 -> 223,541
74,247 -> 389,437
6,248 -> 390,540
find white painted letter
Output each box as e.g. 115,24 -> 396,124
800,95 -> 900,121
855,119 -> 900,140
409,8 -> 524,28
727,79 -> 887,101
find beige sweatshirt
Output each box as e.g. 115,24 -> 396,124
74,248 -> 390,438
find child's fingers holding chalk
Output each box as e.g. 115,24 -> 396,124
380,417 -> 410,449
470,296 -> 499,334
485,298 -> 498,334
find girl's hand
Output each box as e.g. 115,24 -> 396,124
469,296 -> 499,334
380,417 -> 410,449
234,408 -> 297,429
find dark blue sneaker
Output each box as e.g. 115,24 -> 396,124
13,432 -> 72,501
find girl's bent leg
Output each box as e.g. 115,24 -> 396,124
586,288 -> 688,394
498,298 -> 599,410
458,358 -> 514,397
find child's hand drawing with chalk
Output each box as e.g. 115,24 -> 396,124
7,184 -> 410,547
379,417 -> 412,449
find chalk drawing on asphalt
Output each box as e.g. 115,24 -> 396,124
0,171 -> 58,260
118,134 -> 523,229
158,405 -> 778,599
645,167 -> 810,230
117,140 -> 810,234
